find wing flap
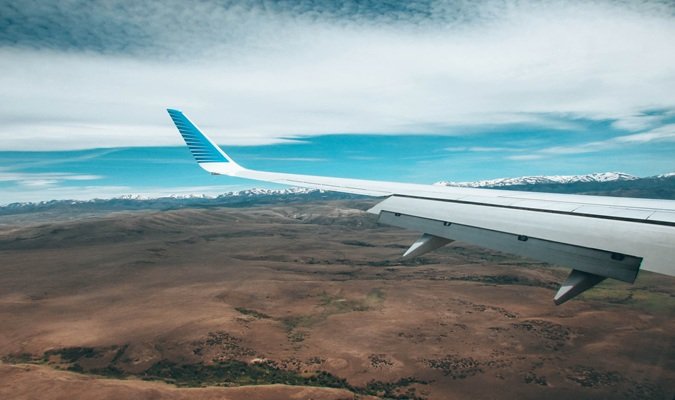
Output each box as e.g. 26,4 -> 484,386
369,195 -> 675,277
648,211 -> 675,223
377,209 -> 642,283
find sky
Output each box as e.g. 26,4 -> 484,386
1,0 -> 674,204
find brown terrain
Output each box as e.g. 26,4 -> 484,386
0,199 -> 673,399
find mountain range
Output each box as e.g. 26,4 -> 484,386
1,172 -> 674,220
434,171 -> 663,188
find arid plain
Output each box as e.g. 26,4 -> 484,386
0,199 -> 673,399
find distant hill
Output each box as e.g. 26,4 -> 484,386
0,188 -> 363,224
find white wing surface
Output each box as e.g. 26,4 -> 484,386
168,109 -> 675,304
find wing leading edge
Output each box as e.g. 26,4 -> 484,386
168,109 -> 675,304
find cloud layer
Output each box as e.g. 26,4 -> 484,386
1,0 -> 674,150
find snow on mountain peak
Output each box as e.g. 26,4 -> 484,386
434,172 -> 638,188
109,187 -> 316,201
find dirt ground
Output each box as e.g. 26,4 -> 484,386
0,200 -> 673,399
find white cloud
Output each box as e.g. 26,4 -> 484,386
445,146 -> 518,152
614,124 -> 675,143
535,123 -> 675,155
247,157 -> 327,162
506,154 -> 544,161
0,171 -> 102,187
610,113 -> 665,132
0,1 -> 674,150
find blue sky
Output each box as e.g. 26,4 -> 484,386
1,1 -> 674,203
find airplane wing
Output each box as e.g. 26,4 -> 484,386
168,109 -> 675,304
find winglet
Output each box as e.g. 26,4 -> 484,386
167,109 -> 242,174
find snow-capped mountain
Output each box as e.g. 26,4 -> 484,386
222,187 -> 315,197
2,173 -> 674,212
108,189 -> 315,201
434,172 -> 639,188
0,188 -> 321,210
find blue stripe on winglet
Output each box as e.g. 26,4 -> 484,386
167,109 -> 229,163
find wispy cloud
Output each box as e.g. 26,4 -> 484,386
614,124 -> 675,144
610,112 -> 670,132
0,1 -> 674,150
1,148 -> 122,171
246,156 -> 326,162
0,172 -> 102,187
445,146 -> 519,153
506,154 -> 544,161
535,124 -> 675,156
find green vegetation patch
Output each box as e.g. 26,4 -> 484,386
511,319 -> 572,351
364,377 -> 428,400
320,287 -> 385,312
566,365 -> 623,388
281,314 -> 324,331
366,287 -> 386,303
234,307 -> 271,319
423,354 -> 483,380
579,284 -> 675,315
341,240 -> 376,247
280,288 -> 386,335
44,347 -> 100,363
140,360 -> 426,398
3,344 -> 427,399
447,274 -> 558,289
143,360 -> 349,388
287,330 -> 308,343
319,292 -> 369,313
1,352 -> 36,363
193,331 -> 255,358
